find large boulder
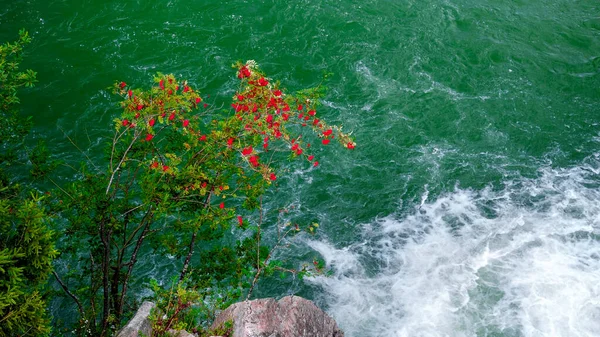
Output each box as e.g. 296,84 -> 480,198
115,301 -> 156,337
211,296 -> 344,337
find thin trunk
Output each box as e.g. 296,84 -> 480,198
89,252 -> 98,334
179,193 -> 211,282
100,221 -> 112,337
117,209 -> 154,320
179,229 -> 198,282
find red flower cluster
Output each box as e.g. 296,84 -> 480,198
242,146 -> 253,156
238,66 -> 251,79
249,155 -> 259,167
257,77 -> 269,86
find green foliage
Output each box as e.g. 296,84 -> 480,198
0,31 -> 56,337
0,29 -> 37,150
148,277 -> 235,337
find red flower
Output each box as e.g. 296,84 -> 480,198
258,77 -> 269,86
282,113 -> 289,121
238,66 -> 251,79
323,129 -> 333,136
237,216 -> 243,226
249,155 -> 259,167
269,173 -> 276,181
297,104 -> 303,111
122,119 -> 130,126
149,119 -> 155,127
291,143 -> 299,151
308,155 -> 314,161
296,148 -> 303,155
128,90 -> 133,98
203,103 -> 208,108
150,161 -> 159,169
183,86 -> 190,93
135,112 -> 140,119
266,114 -> 273,123
196,97 -> 202,104
308,110 -> 316,116
322,139 -> 330,145
242,146 -> 253,156
159,79 -> 165,90
145,134 -> 154,142
137,104 -> 144,110
347,142 -> 355,149
273,90 -> 282,96
120,81 -> 126,89
313,161 -> 319,167
283,104 -> 290,112
183,119 -> 189,127
227,138 -> 234,147
219,202 -> 225,209
169,113 -> 175,121
199,135 -> 207,141
237,95 -> 245,101
168,89 -> 173,95
162,165 -> 169,172
313,118 -> 320,126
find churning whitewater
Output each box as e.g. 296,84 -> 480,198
308,154 -> 600,337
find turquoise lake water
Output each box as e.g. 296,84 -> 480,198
2,0 -> 600,336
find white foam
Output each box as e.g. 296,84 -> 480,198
307,164 -> 600,337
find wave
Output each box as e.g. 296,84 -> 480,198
307,158 -> 600,337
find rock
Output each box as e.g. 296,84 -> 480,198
211,296 -> 344,337
115,301 -> 156,337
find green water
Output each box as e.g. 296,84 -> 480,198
3,0 -> 600,336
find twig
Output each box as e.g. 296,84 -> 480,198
58,126 -> 100,172
106,131 -> 140,195
53,271 -> 85,319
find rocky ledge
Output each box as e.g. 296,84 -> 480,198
116,296 -> 343,337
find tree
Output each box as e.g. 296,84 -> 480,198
52,61 -> 354,336
0,30 -> 57,337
